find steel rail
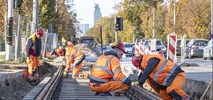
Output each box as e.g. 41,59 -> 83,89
127,85 -> 162,100
36,65 -> 63,100
25,63 -> 162,100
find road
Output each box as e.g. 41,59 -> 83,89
86,56 -> 212,82
121,56 -> 212,67
86,56 -> 212,67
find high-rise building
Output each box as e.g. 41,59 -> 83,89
94,4 -> 102,25
77,24 -> 90,37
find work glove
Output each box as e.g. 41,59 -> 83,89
26,57 -> 31,64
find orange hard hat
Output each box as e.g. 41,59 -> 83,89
67,41 -> 74,47
111,42 -> 126,53
132,53 -> 143,68
36,28 -> 43,37
56,47 -> 64,56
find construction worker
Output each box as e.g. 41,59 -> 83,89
51,37 -> 67,57
53,41 -> 85,79
132,53 -> 192,100
26,28 -> 43,81
64,41 -> 85,78
53,46 -> 65,57
89,42 -> 132,96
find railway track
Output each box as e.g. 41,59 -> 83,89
23,64 -> 162,100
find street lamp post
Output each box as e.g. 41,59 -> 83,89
31,0 -> 38,34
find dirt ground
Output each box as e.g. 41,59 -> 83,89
0,76 -> 34,100
0,62 -> 57,100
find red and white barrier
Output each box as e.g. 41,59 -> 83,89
135,40 -> 165,58
167,34 -> 177,62
134,42 -> 145,55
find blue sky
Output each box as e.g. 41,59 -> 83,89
73,0 -> 123,27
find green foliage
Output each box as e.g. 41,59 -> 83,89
134,26 -> 144,39
124,3 -> 142,26
88,0 -> 211,43
39,0 -> 57,29
105,32 -> 113,44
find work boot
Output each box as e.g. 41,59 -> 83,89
95,92 -> 112,96
28,73 -> 38,81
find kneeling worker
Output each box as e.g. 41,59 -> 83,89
89,42 -> 132,96
132,53 -> 192,100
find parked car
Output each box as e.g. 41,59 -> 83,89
185,39 -> 208,58
203,39 -> 213,60
144,39 -> 167,56
124,43 -> 134,57
95,44 -> 112,54
176,39 -> 190,56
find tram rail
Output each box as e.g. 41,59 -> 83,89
24,64 -> 161,100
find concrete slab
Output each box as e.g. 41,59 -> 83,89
0,69 -> 24,82
0,64 -> 27,83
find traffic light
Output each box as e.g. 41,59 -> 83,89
14,0 -> 22,9
115,17 -> 123,31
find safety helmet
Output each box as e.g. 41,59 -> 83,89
132,52 -> 143,68
56,47 -> 64,56
67,41 -> 74,47
110,42 -> 126,53
36,28 -> 43,37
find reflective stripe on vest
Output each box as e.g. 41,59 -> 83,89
89,76 -> 109,83
121,77 -> 128,83
93,56 -> 114,76
73,49 -> 78,58
95,66 -> 114,76
154,59 -> 168,82
163,64 -> 178,85
90,56 -> 114,82
113,68 -> 122,74
111,64 -> 129,84
110,91 -> 115,96
117,88 -> 124,94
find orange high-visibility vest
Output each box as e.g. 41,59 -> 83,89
90,55 -> 129,85
141,54 -> 181,86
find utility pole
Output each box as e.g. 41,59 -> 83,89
152,8 -> 155,39
211,0 -> 213,38
15,14 -> 21,61
31,0 -> 38,34
6,0 -> 14,60
114,0 -> 118,42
